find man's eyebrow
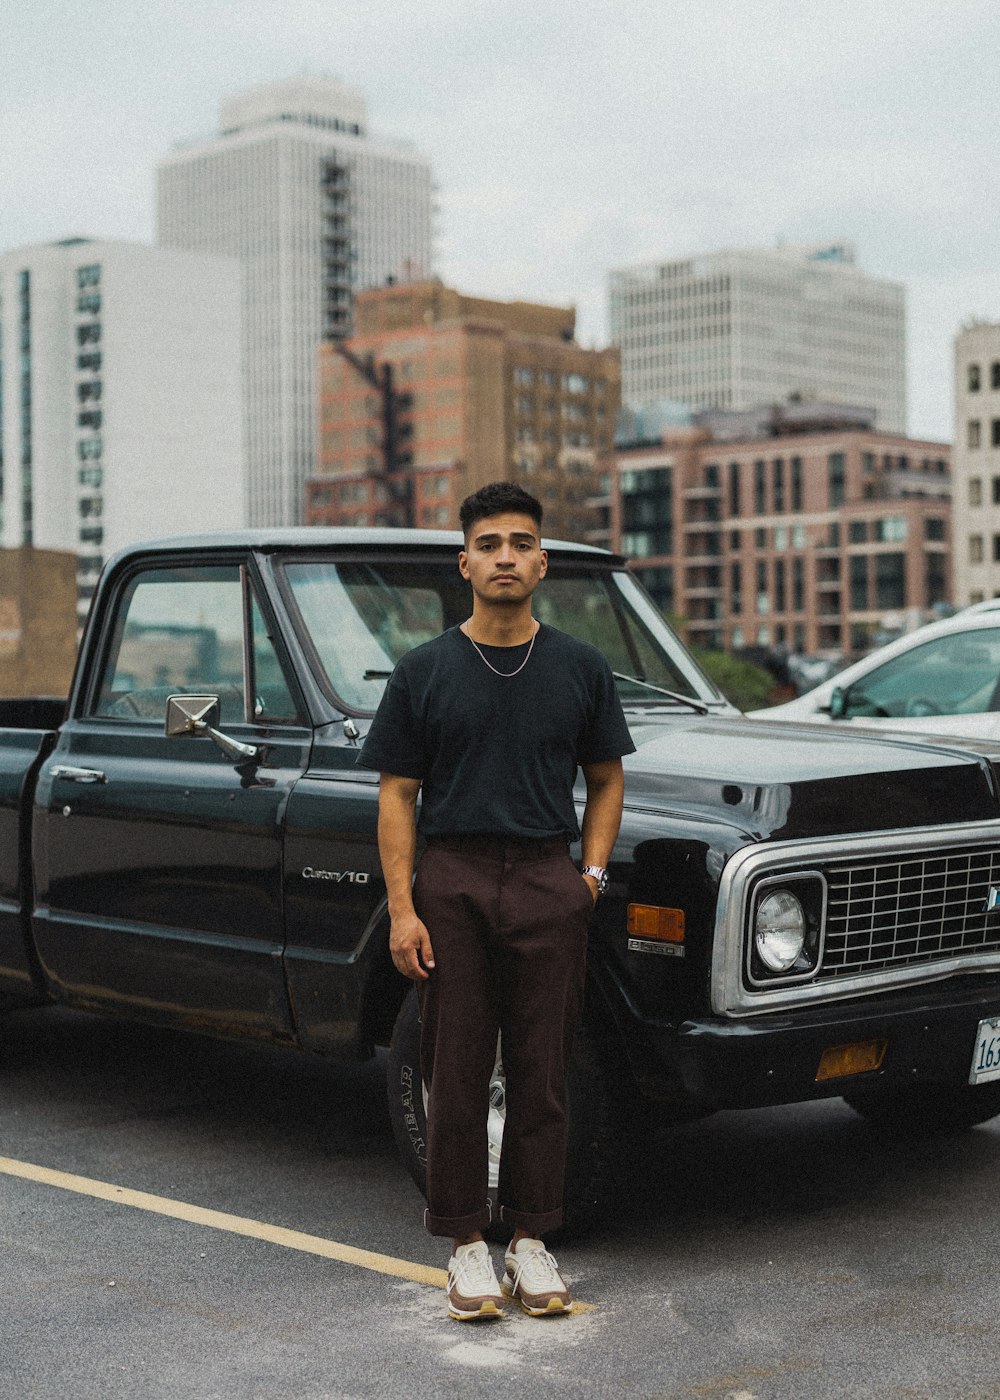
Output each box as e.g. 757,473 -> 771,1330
473,530 -> 538,544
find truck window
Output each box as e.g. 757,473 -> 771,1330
94,565 -> 300,725
281,558 -> 715,713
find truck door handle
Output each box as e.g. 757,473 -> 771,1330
50,765 -> 108,784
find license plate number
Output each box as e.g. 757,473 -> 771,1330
970,1016 -> 1000,1085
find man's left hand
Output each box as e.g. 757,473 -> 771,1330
582,874 -> 600,903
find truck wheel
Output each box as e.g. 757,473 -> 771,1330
386,988 -> 624,1238
843,1081 -> 1000,1134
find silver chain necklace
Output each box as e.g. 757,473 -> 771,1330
462,621 -> 539,677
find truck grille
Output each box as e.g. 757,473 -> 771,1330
821,843 -> 1000,979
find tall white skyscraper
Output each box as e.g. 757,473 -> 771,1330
0,238 -> 245,622
609,243 -> 906,433
156,75 -> 435,526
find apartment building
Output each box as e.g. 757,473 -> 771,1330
952,322 -> 1000,606
612,403 -> 950,656
157,75 -> 434,526
0,238 -> 244,622
308,280 -> 620,543
609,243 -> 906,433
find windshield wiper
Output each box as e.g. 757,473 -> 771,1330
612,673 -> 711,714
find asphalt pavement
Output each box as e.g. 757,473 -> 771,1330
2,1005 -> 1000,1399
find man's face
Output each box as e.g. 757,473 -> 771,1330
458,511 -> 548,606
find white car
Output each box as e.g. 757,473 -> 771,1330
749,608 -> 1000,739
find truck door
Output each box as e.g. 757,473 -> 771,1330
32,557 -> 311,1041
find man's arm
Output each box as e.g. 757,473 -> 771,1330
378,772 -> 435,980
580,758 -> 625,900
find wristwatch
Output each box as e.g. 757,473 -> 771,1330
582,865 -> 609,895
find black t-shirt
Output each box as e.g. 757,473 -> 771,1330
356,623 -> 635,840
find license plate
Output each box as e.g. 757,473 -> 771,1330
970,1016 -> 1000,1085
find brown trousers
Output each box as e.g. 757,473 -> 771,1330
413,836 -> 592,1237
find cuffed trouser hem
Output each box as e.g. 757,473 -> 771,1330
499,1204 -> 564,1235
424,1204 -> 492,1238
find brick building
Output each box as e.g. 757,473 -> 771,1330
308,280 -> 620,542
611,403 -> 951,657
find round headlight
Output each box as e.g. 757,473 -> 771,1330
755,890 -> 806,972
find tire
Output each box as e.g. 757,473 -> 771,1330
386,988 -> 626,1239
844,1080 -> 1000,1135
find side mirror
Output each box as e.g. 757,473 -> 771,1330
828,686 -> 847,720
165,694 -> 260,763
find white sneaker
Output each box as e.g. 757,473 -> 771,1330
447,1241 -> 504,1321
502,1238 -> 573,1315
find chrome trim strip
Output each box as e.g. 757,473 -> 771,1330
711,821 -> 1000,1017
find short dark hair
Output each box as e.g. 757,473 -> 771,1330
459,481 -> 543,538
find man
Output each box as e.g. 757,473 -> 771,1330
358,481 -> 634,1320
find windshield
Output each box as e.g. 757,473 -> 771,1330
281,556 -> 722,714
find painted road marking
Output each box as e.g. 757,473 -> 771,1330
0,1155 -> 593,1311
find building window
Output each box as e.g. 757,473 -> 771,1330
754,527 -> 767,548
513,367 -> 534,387
755,560 -> 768,613
753,460 -> 766,513
791,456 -> 802,511
969,419 -> 982,449
77,293 -> 101,315
993,420 -> 1000,448
730,562 -> 742,614
970,477 -> 983,507
792,557 -> 805,612
774,525 -> 787,549
875,553 -> 905,609
774,559 -> 786,612
993,535 -> 1000,564
849,555 -> 868,610
563,373 -> 588,394
848,521 -> 867,543
969,364 -> 982,392
924,517 -> 945,541
77,264 -> 101,288
993,362 -> 1000,390
772,458 -> 785,513
77,352 -> 101,372
877,517 -> 907,543
77,323 -> 101,346
970,535 -> 984,564
77,411 -> 102,429
727,461 -> 741,516
828,452 -> 845,507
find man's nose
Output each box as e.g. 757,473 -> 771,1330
496,542 -> 516,564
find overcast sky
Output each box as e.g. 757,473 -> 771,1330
3,0 -> 997,440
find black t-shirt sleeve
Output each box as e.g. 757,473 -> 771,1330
355,664 -> 426,777
577,656 -> 636,765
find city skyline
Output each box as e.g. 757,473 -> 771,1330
3,1 -> 998,444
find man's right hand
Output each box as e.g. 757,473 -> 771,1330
390,910 -> 436,980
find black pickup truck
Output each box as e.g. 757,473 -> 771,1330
4,529 -> 1000,1227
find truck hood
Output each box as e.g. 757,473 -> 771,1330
618,712 -> 1000,841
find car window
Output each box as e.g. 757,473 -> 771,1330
94,565 -> 299,726
281,558 -> 715,712
843,628 -> 1000,720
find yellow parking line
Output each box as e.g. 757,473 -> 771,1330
0,1154 -> 446,1286
0,1154 -> 593,1311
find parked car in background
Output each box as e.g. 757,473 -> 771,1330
749,608 -> 1000,739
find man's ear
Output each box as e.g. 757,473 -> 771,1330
458,549 -> 470,580
538,549 -> 548,579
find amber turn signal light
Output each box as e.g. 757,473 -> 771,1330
626,903 -> 685,943
815,1038 -> 888,1082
